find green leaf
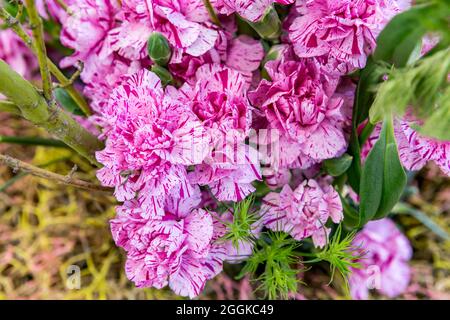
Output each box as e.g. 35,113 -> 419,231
359,116 -> 407,225
374,2 -> 450,67
54,88 -> 84,116
323,154 -> 353,177
340,195 -> 360,229
347,58 -> 385,193
374,138 -> 407,219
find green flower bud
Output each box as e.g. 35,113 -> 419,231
151,65 -> 173,87
147,32 -> 172,66
247,6 -> 281,41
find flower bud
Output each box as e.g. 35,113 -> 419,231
151,65 -> 173,87
247,6 -> 281,41
147,32 -> 172,66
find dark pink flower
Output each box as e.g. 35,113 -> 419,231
249,47 -> 348,169
177,64 -> 262,201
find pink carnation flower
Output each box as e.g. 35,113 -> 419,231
96,70 -> 210,218
177,64 -> 261,201
349,218 -> 412,300
249,47 -> 348,169
84,58 -> 142,113
212,0 -> 294,22
362,117 -> 450,176
60,0 -> 120,82
110,0 -> 218,61
289,0 -> 409,73
111,191 -> 227,298
0,29 -> 37,80
261,179 -> 343,247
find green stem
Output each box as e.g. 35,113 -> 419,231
203,0 -> 222,27
0,135 -> 68,148
0,7 -> 92,116
0,59 -> 102,166
0,100 -> 21,115
358,122 -> 375,146
24,0 -> 53,101
202,0 -> 221,27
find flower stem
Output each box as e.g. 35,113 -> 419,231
0,153 -> 113,193
0,59 -> 103,166
24,0 -> 53,102
203,0 -> 221,27
0,135 -> 68,148
0,7 -> 92,116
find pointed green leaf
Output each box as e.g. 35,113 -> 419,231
323,154 -> 353,177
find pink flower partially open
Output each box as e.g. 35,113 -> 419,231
212,0 -> 294,22
261,179 -> 343,247
289,0 -> 409,73
349,218 -> 412,300
249,47 -> 348,169
110,0 -> 218,61
111,190 -> 227,298
96,69 -> 210,218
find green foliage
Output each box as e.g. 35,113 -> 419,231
359,115 -> 407,225
347,58 -> 388,193
374,0 -> 450,67
370,49 -> 450,133
304,225 -> 362,293
238,232 -> 303,300
323,154 -> 353,177
221,195 -> 260,249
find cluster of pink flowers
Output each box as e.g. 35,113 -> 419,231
349,218 -> 413,299
1,0 -> 441,298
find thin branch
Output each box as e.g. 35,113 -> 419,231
24,0 -> 53,101
0,154 -> 113,193
203,0 -> 222,27
0,100 -> 21,116
0,135 -> 68,148
0,7 -> 92,116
